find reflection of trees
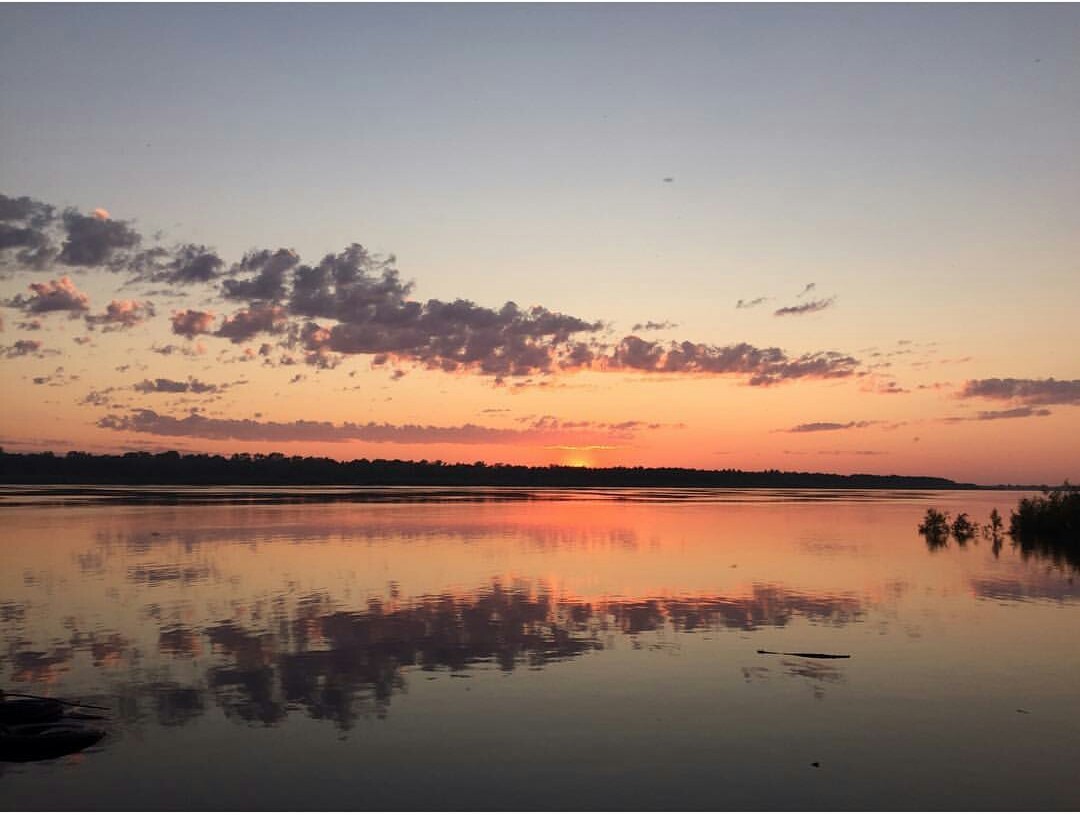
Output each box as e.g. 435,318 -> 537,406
970,576 -> 1078,603
152,583 -> 861,731
4,582 -> 865,733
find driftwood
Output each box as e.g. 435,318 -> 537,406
757,649 -> 851,660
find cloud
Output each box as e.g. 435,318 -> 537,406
137,243 -> 225,285
2,339 -> 46,357
7,276 -> 90,313
85,299 -> 155,330
774,297 -> 836,317
152,341 -> 207,357
3,192 -> 866,388
80,388 -> 118,407
221,248 -> 297,302
816,449 -> 886,456
32,367 -> 79,387
605,337 -> 858,385
0,193 -> 57,269
58,208 -> 140,267
735,297 -> 767,310
171,309 -> 216,339
96,409 -> 642,446
631,320 -> 678,332
786,420 -> 878,433
796,282 -> 816,298
957,378 -> 1080,406
216,303 -> 288,343
943,406 -> 1053,423
132,377 -> 224,395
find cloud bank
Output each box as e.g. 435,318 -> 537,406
96,409 -> 641,446
2,192 -> 864,387
957,378 -> 1080,406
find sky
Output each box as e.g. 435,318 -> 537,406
1,3 -> 1078,485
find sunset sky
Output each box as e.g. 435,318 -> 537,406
1,4 -> 1078,484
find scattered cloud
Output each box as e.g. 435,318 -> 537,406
774,297 -> 835,317
151,342 -> 207,357
735,297 -> 767,310
0,193 -> 56,269
606,336 -> 858,385
786,420 -> 879,433
2,339 -> 49,358
216,303 -> 288,343
32,367 -> 79,387
796,282 -> 816,298
132,377 -> 226,395
957,378 -> 1080,406
631,320 -> 678,332
96,409 -> 646,446
221,248 -> 297,302
7,276 -> 91,313
132,243 -> 224,285
80,388 -> 118,407
58,208 -> 140,267
171,309 -> 216,339
85,299 -> 155,330
2,192 -> 864,388
943,407 -> 1053,423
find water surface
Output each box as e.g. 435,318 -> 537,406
1,488 -> 1077,809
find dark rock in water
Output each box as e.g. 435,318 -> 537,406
0,699 -> 65,726
0,725 -> 105,763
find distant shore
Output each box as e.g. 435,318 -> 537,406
0,448 -> 1017,490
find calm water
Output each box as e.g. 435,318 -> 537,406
1,488 -> 1077,810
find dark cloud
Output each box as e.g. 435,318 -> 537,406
133,377 -> 223,395
96,409 -> 641,446
80,388 -> 118,407
631,320 -> 678,332
2,193 -> 867,388
774,297 -> 835,317
151,342 -> 207,357
786,420 -> 878,433
216,304 -> 288,343
796,282 -> 817,298
171,309 -> 216,339
974,407 -> 1052,421
606,337 -> 858,385
222,248 -> 297,302
3,338 -> 47,357
58,208 -> 141,267
735,297 -> 767,310
815,449 -> 886,456
85,299 -> 155,330
16,319 -> 43,331
957,378 -> 1080,406
0,193 -> 57,269
284,244 -> 603,375
32,367 -> 78,387
943,406 -> 1053,423
7,275 -> 91,313
168,244 -> 225,284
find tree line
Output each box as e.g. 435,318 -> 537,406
0,448 -> 971,489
